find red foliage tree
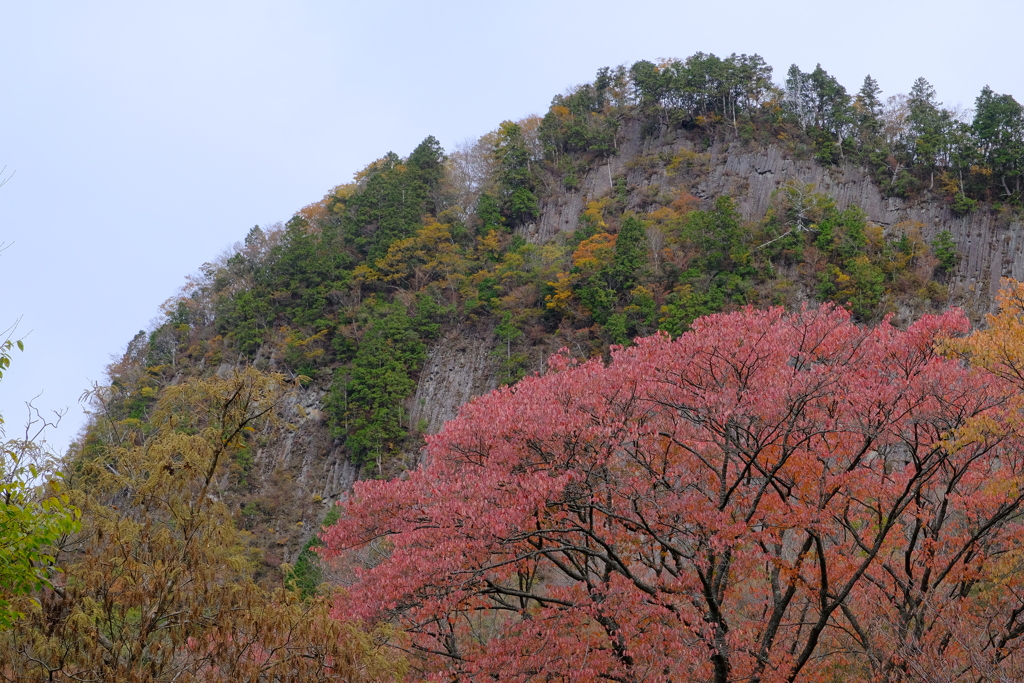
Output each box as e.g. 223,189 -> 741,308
322,305 -> 1024,682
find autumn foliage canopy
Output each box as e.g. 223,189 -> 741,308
323,303 -> 1024,682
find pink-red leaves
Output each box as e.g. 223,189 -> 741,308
322,304 -> 1024,682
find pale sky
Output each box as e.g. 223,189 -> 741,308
2,0 -> 1021,453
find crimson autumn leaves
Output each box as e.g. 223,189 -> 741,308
323,297 -> 1024,682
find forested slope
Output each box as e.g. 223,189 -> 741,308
4,52 -> 1024,681
81,53 -> 1024,570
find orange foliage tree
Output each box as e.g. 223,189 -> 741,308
944,277 -> 1024,389
324,305 -> 1024,682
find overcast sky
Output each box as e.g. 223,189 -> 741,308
2,0 -> 1021,453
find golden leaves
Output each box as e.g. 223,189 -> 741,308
943,278 -> 1024,386
373,218 -> 467,291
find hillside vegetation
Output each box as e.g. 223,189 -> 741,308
3,53 -> 1024,681
103,55 -> 1019,476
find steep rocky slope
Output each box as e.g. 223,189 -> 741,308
534,118 -> 1022,317
225,128 -> 1024,572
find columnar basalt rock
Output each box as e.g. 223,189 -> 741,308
526,119 -> 1021,320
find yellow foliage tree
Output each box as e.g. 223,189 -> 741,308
0,368 -> 404,682
581,198 -> 610,230
544,271 -> 579,315
944,278 -> 1024,388
571,232 -> 617,273
375,218 -> 466,291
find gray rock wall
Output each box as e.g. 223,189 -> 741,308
522,119 -> 1022,318
409,324 -> 500,437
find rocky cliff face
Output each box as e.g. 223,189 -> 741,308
242,324 -> 503,566
241,383 -> 357,566
409,324 -> 500,436
694,142 -> 1024,318
529,119 -> 1024,321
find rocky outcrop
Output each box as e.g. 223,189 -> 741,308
237,322 -> 502,565
695,142 -> 1024,315
409,324 -> 500,436
524,120 -> 1022,319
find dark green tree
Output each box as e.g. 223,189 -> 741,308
684,196 -> 748,276
494,121 -> 540,226
339,146 -> 439,260
407,135 -> 447,215
907,77 -> 951,189
327,304 -> 427,471
630,60 -> 667,109
476,192 -> 505,233
611,214 -> 647,291
854,75 -> 884,152
973,86 -> 1024,198
932,230 -> 960,275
